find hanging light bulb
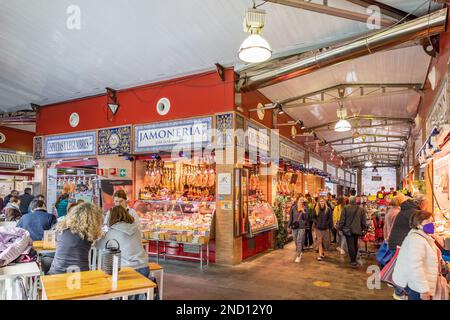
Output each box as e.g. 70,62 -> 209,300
238,7 -> 272,63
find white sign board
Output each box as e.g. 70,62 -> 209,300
134,117 -> 212,153
309,156 -> 324,170
280,142 -> 304,164
248,126 -> 270,153
217,172 -> 232,195
327,164 -> 337,178
45,132 -> 96,159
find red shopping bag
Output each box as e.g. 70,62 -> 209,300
379,246 -> 401,286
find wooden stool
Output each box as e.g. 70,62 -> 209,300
148,262 -> 163,300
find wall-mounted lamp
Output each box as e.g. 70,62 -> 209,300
106,87 -> 120,115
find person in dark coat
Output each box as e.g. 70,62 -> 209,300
16,200 -> 56,240
19,188 -> 34,214
288,196 -> 308,263
338,196 -> 368,267
387,194 -> 427,252
312,197 -> 333,261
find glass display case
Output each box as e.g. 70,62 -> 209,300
133,200 -> 215,244
247,201 -> 278,237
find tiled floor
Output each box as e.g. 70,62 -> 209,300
157,241 -> 393,300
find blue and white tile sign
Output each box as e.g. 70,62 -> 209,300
44,131 -> 97,159
134,117 -> 213,153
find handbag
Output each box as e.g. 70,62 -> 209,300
291,207 -> 303,230
376,241 -> 393,267
380,246 -> 401,286
433,274 -> 449,300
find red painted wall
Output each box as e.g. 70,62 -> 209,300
36,69 -> 235,136
0,126 -> 34,152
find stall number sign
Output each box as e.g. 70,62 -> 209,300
248,126 -> 270,152
0,150 -> 33,169
45,132 -> 96,159
280,143 -> 304,164
134,117 -> 212,153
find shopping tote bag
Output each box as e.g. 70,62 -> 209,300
376,240 -> 393,267
379,246 -> 400,286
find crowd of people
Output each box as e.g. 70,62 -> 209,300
287,189 -> 449,300
287,190 -> 368,266
0,189 -> 157,300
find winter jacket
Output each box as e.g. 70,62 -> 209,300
16,209 -> 57,241
393,229 -> 440,296
0,226 -> 32,267
313,207 -> 333,231
338,204 -> 367,236
383,206 -> 400,244
388,199 -> 421,251
55,199 -> 69,218
288,203 -> 307,229
19,193 -> 34,214
332,205 -> 343,227
95,221 -> 148,270
48,229 -> 92,274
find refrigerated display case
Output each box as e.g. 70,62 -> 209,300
134,200 -> 215,243
247,201 -> 278,237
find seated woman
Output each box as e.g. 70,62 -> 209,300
96,205 -> 156,300
45,203 -> 103,275
96,205 -> 148,275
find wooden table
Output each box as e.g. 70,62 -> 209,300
0,262 -> 41,300
40,267 -> 156,300
32,241 -> 56,254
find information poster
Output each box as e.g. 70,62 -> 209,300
100,179 -> 133,211
218,173 -> 232,195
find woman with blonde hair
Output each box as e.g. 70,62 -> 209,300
46,202 -> 103,275
312,197 -> 333,261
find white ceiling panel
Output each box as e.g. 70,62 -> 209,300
0,0 -> 381,112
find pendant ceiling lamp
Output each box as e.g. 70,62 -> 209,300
238,6 -> 272,64
365,160 -> 373,167
335,104 -> 352,132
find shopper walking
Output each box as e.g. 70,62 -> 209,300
388,193 -> 427,251
16,200 -> 56,241
313,197 -> 333,261
19,187 -> 34,214
383,194 -> 405,245
338,196 -> 367,267
54,193 -> 69,219
333,196 -> 346,255
44,203 -> 103,275
393,211 -> 446,300
304,196 -> 315,249
287,196 -> 308,263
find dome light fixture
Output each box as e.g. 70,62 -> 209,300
335,119 -> 352,132
365,160 -> 373,167
335,104 -> 352,132
238,7 -> 272,64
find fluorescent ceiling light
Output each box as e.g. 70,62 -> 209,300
335,119 -> 352,132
